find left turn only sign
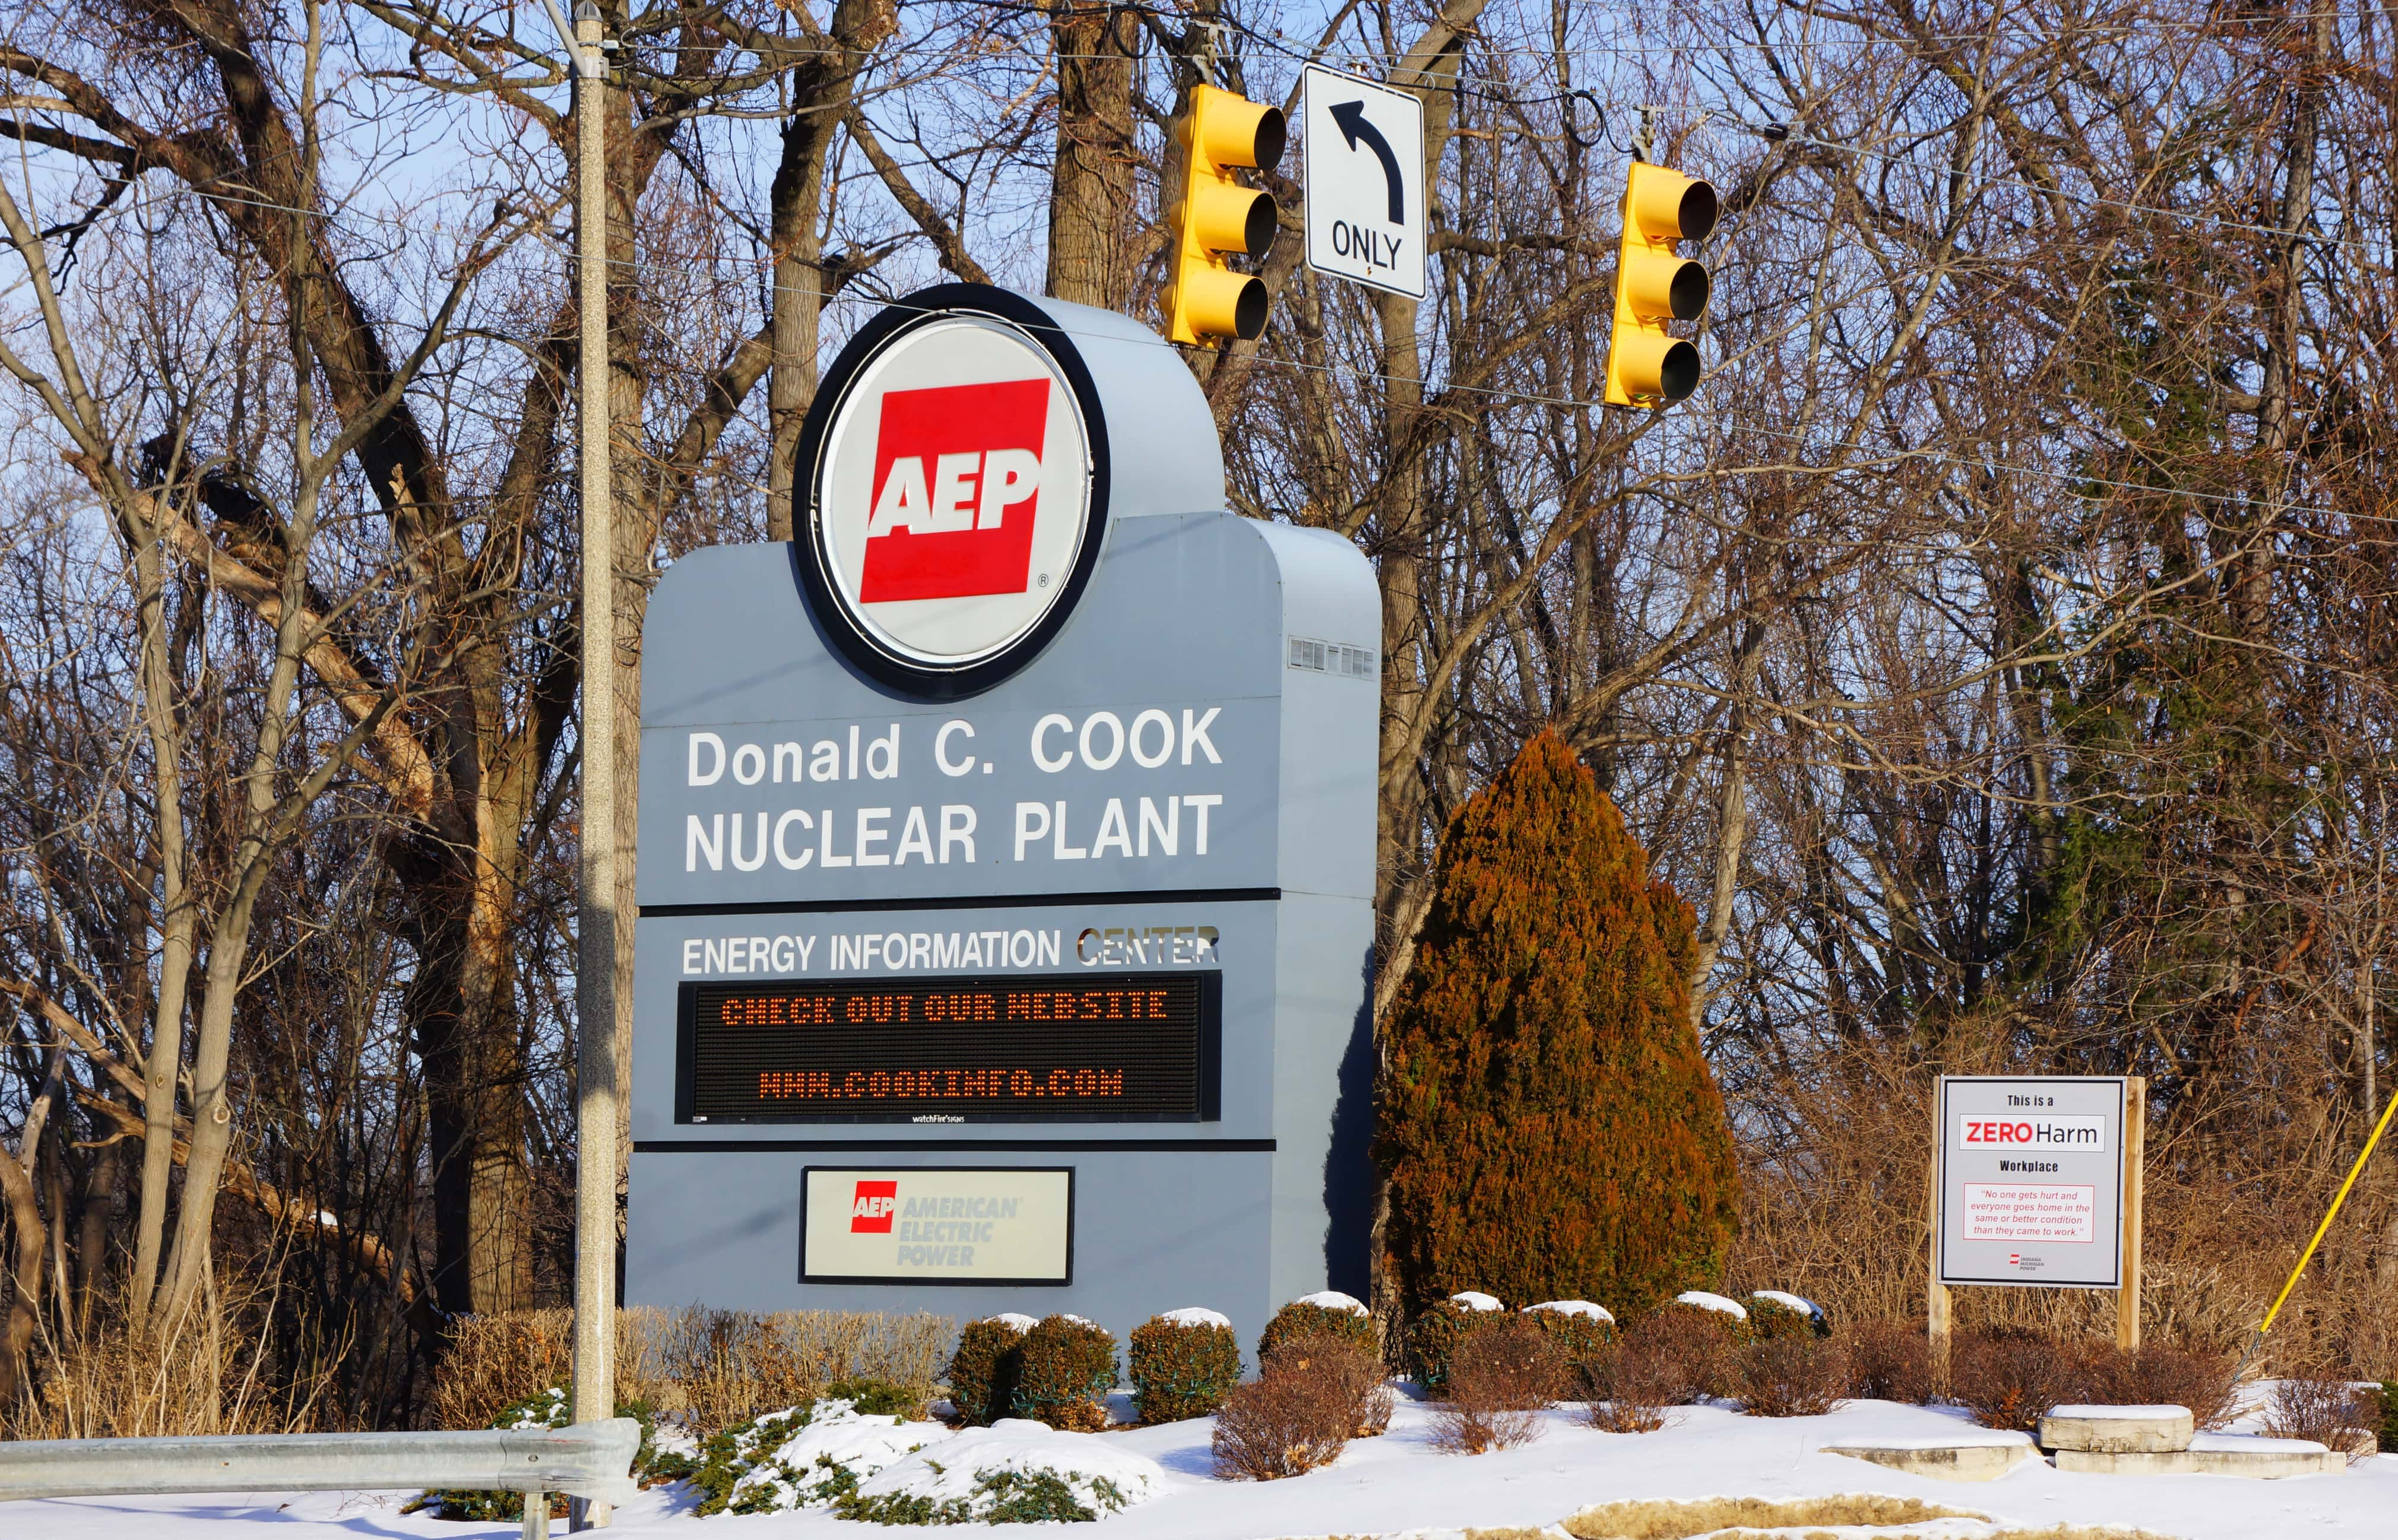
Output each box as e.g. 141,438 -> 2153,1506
1302,66 -> 1426,300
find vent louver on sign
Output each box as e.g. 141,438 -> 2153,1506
1288,637 -> 1376,678
680,973 -> 1217,1123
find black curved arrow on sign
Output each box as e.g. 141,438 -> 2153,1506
1329,101 -> 1405,224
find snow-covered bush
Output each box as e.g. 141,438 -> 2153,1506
1744,1291 -> 1826,1340
1256,1291 -> 1376,1365
674,1386 -> 937,1516
945,1314 -> 1035,1427
1127,1308 -> 1241,1425
1407,1295 -> 1505,1398
1010,1314 -> 1117,1431
415,1386 -> 665,1523
1522,1300 -> 1615,1368
841,1418 -> 1163,1523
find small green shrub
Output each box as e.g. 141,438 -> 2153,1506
1745,1295 -> 1817,1342
944,1315 -> 1031,1427
1010,1314 -> 1117,1431
2378,1383 -> 2396,1452
414,1386 -> 664,1522
834,1470 -> 1132,1524
1408,1297 -> 1506,1398
1128,1311 -> 1241,1425
1522,1303 -> 1615,1371
1257,1294 -> 1378,1365
1664,1295 -> 1754,1346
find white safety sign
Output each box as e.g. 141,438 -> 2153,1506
1936,1076 -> 2126,1289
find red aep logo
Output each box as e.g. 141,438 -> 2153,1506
850,1180 -> 898,1234
860,379 -> 1050,603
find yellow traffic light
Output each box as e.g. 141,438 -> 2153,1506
1168,85 -> 1286,346
1605,162 -> 1717,406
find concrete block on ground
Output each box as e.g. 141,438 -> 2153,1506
2040,1403 -> 2195,1453
2052,1433 -> 2344,1478
1821,1430 -> 2037,1482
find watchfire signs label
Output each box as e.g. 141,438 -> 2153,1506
810,315 -> 1097,681
1936,1076 -> 2126,1289
802,1167 -> 1073,1284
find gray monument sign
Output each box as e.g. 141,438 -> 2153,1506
625,285 -> 1380,1347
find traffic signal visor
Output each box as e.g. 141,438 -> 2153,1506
1168,85 -> 1286,346
1606,164 -> 1718,406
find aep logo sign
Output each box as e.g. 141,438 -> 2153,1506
850,1179 -> 898,1234
861,379 -> 1048,603
799,294 -> 1107,697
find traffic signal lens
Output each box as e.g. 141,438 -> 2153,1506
1189,93 -> 1286,173
1613,332 -> 1702,403
1632,172 -> 1717,243
1174,267 -> 1269,341
1189,182 -> 1276,260
1623,248 -> 1710,321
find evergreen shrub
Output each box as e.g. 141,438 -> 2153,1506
1010,1314 -> 1117,1431
1257,1293 -> 1377,1365
1376,730 -> 1740,1318
414,1386 -> 663,1522
1127,1311 -> 1241,1424
1522,1303 -> 1615,1371
1744,1295 -> 1819,1342
944,1315 -> 1031,1427
1408,1296 -> 1505,1398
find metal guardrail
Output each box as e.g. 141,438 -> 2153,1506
0,1417 -> 641,1539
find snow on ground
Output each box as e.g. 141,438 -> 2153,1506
11,1392 -> 2392,1539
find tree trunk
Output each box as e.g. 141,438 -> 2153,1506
1046,1 -> 1140,309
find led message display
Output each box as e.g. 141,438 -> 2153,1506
679,972 -> 1216,1123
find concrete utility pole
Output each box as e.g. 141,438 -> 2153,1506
557,0 -> 619,1528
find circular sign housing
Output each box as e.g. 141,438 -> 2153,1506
795,288 -> 1110,698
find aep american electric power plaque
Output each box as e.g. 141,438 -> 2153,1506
1935,1075 -> 2127,1289
624,286 -> 1380,1348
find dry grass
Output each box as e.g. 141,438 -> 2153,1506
1561,1494 -> 1973,1538
1726,1038 -> 2395,1381
429,1305 -> 954,1433
5,1266 -> 343,1440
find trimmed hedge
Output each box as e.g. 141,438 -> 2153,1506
1011,1314 -> 1118,1431
1128,1312 -> 1242,1425
1375,730 -> 1740,1318
1408,1297 -> 1506,1398
1258,1297 -> 1378,1365
1744,1295 -> 1819,1342
1522,1303 -> 1615,1370
1664,1296 -> 1754,1347
946,1316 -> 1031,1427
